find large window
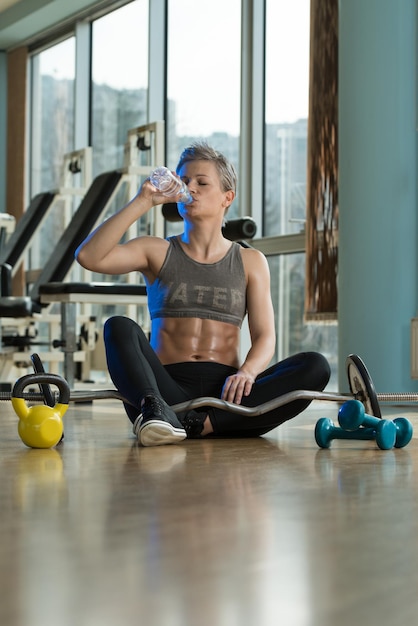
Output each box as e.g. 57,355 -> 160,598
264,0 -> 310,237
268,254 -> 338,384
30,37 -> 75,195
25,0 -> 339,383
29,37 -> 75,271
166,0 -> 241,219
91,0 -> 149,176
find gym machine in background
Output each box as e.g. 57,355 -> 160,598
0,123 -> 168,386
0,147 -> 93,382
36,121 -> 166,388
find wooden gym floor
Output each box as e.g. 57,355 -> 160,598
1,395 -> 418,626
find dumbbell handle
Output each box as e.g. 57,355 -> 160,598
338,400 -> 413,448
315,418 -> 396,450
338,400 -> 380,429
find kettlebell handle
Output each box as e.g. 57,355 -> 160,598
12,373 -> 70,405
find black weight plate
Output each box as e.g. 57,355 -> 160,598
346,353 -> 381,418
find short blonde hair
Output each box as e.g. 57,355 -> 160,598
176,142 -> 237,194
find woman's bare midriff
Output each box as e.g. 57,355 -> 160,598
150,317 -> 241,368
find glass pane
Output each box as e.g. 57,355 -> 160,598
268,254 -> 338,389
264,0 -> 310,236
166,0 -> 241,228
31,37 -> 75,194
91,0 -> 149,176
29,37 -> 75,271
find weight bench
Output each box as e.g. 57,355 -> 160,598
0,191 -> 56,282
0,170 -> 123,314
0,213 -> 16,252
0,171 -> 130,378
39,281 -> 147,388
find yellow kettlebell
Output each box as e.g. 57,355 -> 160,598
11,373 -> 70,448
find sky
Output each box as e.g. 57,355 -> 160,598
40,0 -> 310,137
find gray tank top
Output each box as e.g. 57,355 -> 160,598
147,236 -> 247,327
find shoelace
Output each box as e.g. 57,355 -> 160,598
141,395 -> 167,421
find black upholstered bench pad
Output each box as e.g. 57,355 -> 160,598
0,297 -> 42,317
0,192 -> 56,268
29,170 -> 123,302
39,282 -> 147,296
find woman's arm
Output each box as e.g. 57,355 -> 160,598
75,179 -> 179,275
222,248 -> 276,404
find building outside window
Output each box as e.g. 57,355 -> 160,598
91,0 -> 149,177
166,0 -> 241,225
29,37 -> 75,271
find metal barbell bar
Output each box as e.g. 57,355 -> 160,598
2,353 -> 418,416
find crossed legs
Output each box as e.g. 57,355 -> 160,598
103,316 -> 331,440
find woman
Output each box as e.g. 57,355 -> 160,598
76,142 -> 330,446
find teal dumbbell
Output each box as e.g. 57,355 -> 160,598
338,400 -> 413,449
315,417 -> 396,450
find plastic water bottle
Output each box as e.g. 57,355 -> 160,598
149,166 -> 192,204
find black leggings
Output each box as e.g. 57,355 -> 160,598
103,316 -> 331,438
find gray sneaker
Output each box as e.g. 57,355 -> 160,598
133,394 -> 187,446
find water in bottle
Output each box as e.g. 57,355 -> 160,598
150,167 -> 192,204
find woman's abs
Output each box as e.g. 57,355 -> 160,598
150,317 -> 241,367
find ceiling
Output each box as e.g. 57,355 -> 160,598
0,0 -> 107,50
